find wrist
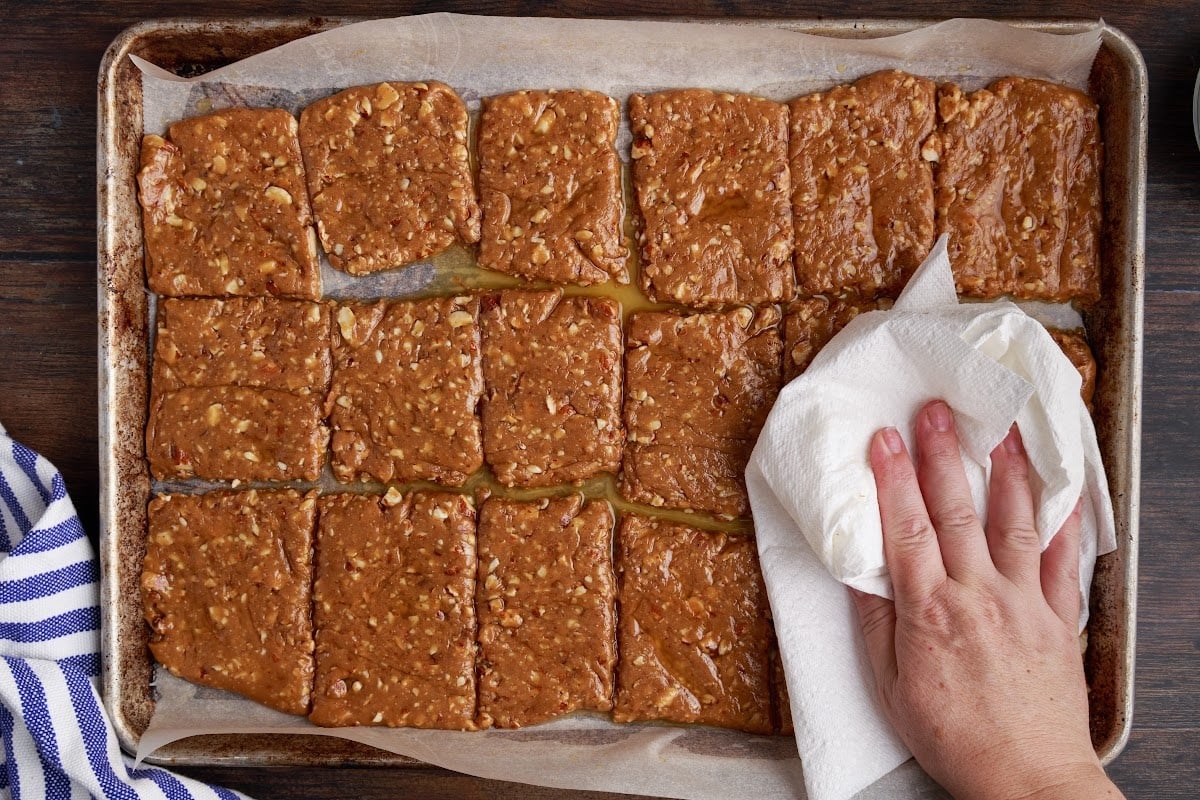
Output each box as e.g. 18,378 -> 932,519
1018,767 -> 1123,800
944,744 -> 1122,800
980,760 -> 1123,800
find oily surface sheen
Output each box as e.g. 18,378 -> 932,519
141,489 -> 317,716
310,491 -> 478,728
300,81 -> 481,275
146,385 -> 328,482
151,297 -> 333,393
782,296 -> 891,382
789,69 -> 937,299
630,89 -> 794,306
476,495 -> 617,728
931,77 -> 1102,303
138,108 -> 321,299
478,89 -> 628,285
326,296 -> 483,486
614,515 -> 772,734
1050,329 -> 1098,411
621,307 -> 782,518
480,289 -> 624,487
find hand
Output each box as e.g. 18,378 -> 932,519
851,400 -> 1124,800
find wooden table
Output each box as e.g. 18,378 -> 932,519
3,2 -> 1196,796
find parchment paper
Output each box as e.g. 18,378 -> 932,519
130,14 -> 1103,800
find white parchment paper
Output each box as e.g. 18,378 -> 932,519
131,14 -> 1103,799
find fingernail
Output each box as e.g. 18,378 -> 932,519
881,427 -> 904,454
1003,425 -> 1024,454
928,401 -> 953,432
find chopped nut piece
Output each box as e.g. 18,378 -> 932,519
142,490 -> 317,715
630,90 -> 793,307
336,306 -> 356,339
621,308 -> 782,517
265,185 -> 293,205
613,515 -> 772,734
478,90 -> 628,285
137,108 -> 320,299
476,496 -> 617,728
151,297 -> 333,393
204,401 -> 224,424
375,82 -> 401,110
327,297 -> 483,486
311,491 -> 477,729
146,386 -> 327,482
299,82 -> 481,275
930,77 -> 1102,302
481,290 -> 623,488
783,296 -> 892,382
789,70 -> 937,298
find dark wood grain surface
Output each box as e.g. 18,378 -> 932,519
2,1 -> 1197,796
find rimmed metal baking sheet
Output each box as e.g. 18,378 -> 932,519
97,15 -> 1144,770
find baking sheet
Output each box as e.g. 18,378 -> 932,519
97,13 -> 1145,799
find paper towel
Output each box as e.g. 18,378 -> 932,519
745,235 -> 1117,800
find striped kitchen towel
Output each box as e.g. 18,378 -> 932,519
0,422 -> 247,800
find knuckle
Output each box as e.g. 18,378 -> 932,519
974,590 -> 1008,628
923,435 -> 965,468
890,512 -> 936,552
994,461 -> 1031,499
933,503 -> 980,536
911,587 -> 956,634
1003,522 -> 1041,551
996,449 -> 1030,481
858,602 -> 892,638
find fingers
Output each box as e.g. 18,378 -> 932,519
914,401 -> 993,583
870,426 -> 946,603
1041,499 -> 1084,627
986,425 -> 1042,587
850,587 -> 898,695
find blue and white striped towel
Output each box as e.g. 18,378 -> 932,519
0,422 -> 247,800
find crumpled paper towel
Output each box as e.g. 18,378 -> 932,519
745,234 -> 1117,800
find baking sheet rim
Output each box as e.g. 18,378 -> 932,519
96,14 -> 1145,770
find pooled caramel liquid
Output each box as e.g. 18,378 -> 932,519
162,161 -> 752,536
316,161 -> 750,535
